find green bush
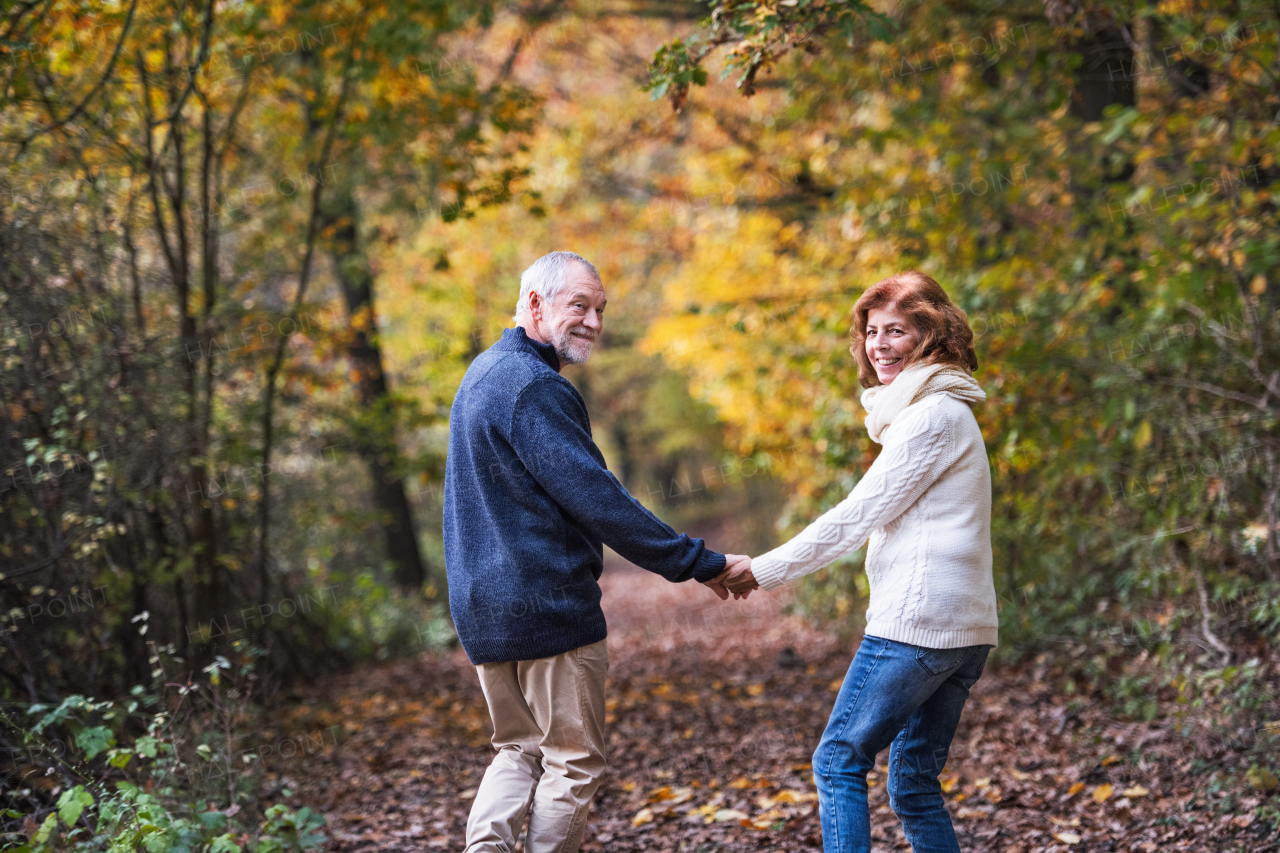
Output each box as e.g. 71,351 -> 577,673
1,643 -> 328,853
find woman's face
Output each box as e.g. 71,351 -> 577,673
864,305 -> 920,385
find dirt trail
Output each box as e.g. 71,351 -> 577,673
279,558 -> 1272,852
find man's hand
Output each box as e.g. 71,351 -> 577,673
702,554 -> 758,600
701,576 -> 731,600
723,554 -> 757,597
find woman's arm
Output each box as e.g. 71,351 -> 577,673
751,401 -> 958,590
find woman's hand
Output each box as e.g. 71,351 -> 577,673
702,554 -> 758,600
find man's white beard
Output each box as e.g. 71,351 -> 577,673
550,324 -> 597,365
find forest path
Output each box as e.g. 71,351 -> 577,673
279,558 -> 1264,853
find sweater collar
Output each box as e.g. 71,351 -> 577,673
504,326 -> 561,373
860,361 -> 985,444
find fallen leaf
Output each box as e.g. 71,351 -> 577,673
941,772 -> 961,793
757,789 -> 818,808
1101,755 -> 1121,766
1053,830 -> 1081,844
667,787 -> 695,805
1067,782 -> 1085,797
1122,785 -> 1149,798
1247,766 -> 1278,792
647,785 -> 694,803
631,807 -> 653,827
1010,767 -> 1033,781
728,777 -> 753,789
711,808 -> 750,823
1092,783 -> 1113,803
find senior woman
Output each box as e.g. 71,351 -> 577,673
725,270 -> 999,853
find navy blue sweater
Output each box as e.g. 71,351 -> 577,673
443,327 -> 727,664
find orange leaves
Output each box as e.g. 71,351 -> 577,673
626,776 -> 819,833
646,785 -> 695,805
755,788 -> 818,809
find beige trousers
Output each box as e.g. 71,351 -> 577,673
464,638 -> 609,853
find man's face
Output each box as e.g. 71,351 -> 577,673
535,264 -> 607,365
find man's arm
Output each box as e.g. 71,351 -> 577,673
509,377 -> 727,583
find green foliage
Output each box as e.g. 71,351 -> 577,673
645,0 -> 895,110
322,569 -> 455,660
2,648 -> 327,852
645,38 -> 709,108
2,779 -> 323,853
256,806 -> 327,853
0,0 -> 538,703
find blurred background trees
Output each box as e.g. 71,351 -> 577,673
1,0 -> 546,702
642,0 -> 1280,678
2,0 -> 1278,845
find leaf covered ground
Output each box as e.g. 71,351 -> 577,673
274,558 -> 1276,853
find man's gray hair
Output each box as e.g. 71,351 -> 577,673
513,251 -> 600,321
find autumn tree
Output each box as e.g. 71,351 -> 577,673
0,0 -> 541,701
641,0 -> 1279,649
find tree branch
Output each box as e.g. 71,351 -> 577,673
18,0 -> 139,147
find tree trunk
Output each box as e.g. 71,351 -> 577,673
320,187 -> 427,591
139,39 -> 224,636
1068,23 -> 1135,121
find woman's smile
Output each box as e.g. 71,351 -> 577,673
865,305 -> 920,384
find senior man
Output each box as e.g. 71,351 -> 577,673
443,251 -> 751,853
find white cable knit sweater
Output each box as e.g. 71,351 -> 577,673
751,391 -> 999,649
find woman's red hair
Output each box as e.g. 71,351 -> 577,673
850,270 -> 978,388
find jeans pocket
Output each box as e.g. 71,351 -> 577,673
914,645 -> 971,678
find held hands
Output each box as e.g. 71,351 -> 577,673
700,553 -> 759,601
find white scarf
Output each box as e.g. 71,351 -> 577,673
859,360 -> 986,444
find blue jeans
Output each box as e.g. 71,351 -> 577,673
814,635 -> 990,853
